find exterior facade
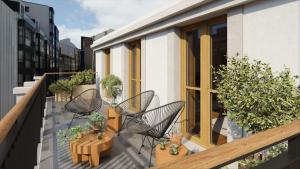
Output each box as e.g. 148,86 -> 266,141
80,36 -> 93,70
0,0 -> 18,118
3,0 -> 60,86
59,38 -> 80,72
92,0 -> 300,150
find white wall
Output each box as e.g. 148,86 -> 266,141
110,44 -> 129,101
144,28 -> 181,109
95,50 -> 105,80
243,0 -> 300,76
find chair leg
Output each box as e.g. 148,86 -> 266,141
138,135 -> 147,154
67,114 -> 76,130
118,116 -> 127,136
148,138 -> 155,168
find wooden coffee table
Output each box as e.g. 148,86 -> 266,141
69,130 -> 114,167
155,144 -> 188,165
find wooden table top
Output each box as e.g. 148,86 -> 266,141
69,130 -> 114,155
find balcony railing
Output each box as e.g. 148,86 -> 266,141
0,72 -> 76,169
0,72 -> 299,169
153,120 -> 300,169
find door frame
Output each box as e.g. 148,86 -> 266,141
180,16 -> 226,148
128,40 -> 141,110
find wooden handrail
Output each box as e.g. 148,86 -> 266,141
0,75 -> 46,143
0,72 -> 80,143
154,120 -> 300,169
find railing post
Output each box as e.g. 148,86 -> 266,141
288,135 -> 300,168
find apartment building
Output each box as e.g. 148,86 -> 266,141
92,0 -> 300,149
3,0 -> 60,86
59,38 -> 80,72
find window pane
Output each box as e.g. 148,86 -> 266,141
210,22 -> 227,145
211,93 -> 227,145
186,30 -> 201,87
186,89 -> 200,135
211,23 -> 227,89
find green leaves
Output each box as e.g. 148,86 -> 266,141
215,56 -> 300,134
100,74 -> 122,99
48,69 -> 96,94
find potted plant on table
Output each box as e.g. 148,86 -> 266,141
87,112 -> 107,139
57,125 -> 84,146
100,74 -> 122,107
169,144 -> 180,155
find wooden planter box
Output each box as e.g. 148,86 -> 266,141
72,84 -> 96,99
155,144 -> 188,166
54,84 -> 96,102
107,107 -> 121,133
55,91 -> 71,102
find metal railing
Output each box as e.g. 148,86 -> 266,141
0,72 -> 77,169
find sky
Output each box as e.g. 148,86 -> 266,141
27,0 -> 182,48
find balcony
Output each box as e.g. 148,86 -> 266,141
0,73 -> 299,169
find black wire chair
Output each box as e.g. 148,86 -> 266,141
115,90 -> 155,134
126,101 -> 185,167
65,89 -> 102,129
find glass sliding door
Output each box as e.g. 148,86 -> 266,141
181,16 -> 227,147
128,41 -> 141,111
185,29 -> 201,136
210,22 -> 227,145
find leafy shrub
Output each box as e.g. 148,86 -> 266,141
214,56 -> 300,133
48,70 -> 95,94
214,56 -> 300,168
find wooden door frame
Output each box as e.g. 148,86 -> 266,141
180,16 -> 226,148
103,49 -> 110,76
128,40 -> 141,110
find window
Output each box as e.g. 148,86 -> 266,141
181,16 -> 227,147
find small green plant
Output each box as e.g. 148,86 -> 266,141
169,144 -> 180,155
57,125 -> 84,146
100,74 -> 122,106
87,112 -> 106,132
159,138 -> 167,150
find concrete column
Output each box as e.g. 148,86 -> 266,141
227,7 -> 243,57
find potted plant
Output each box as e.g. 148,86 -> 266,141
169,144 -> 180,155
57,125 -> 84,146
87,112 -> 106,138
159,138 -> 167,150
100,74 -> 122,106
48,70 -> 96,102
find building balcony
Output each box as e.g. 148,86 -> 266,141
0,73 -> 299,169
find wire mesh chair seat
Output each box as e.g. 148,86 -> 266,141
126,101 -> 185,167
65,89 -> 102,128
115,90 -> 155,133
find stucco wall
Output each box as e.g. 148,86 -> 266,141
143,29 -> 181,109
110,44 -> 129,101
228,0 -> 300,77
95,50 -> 105,80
